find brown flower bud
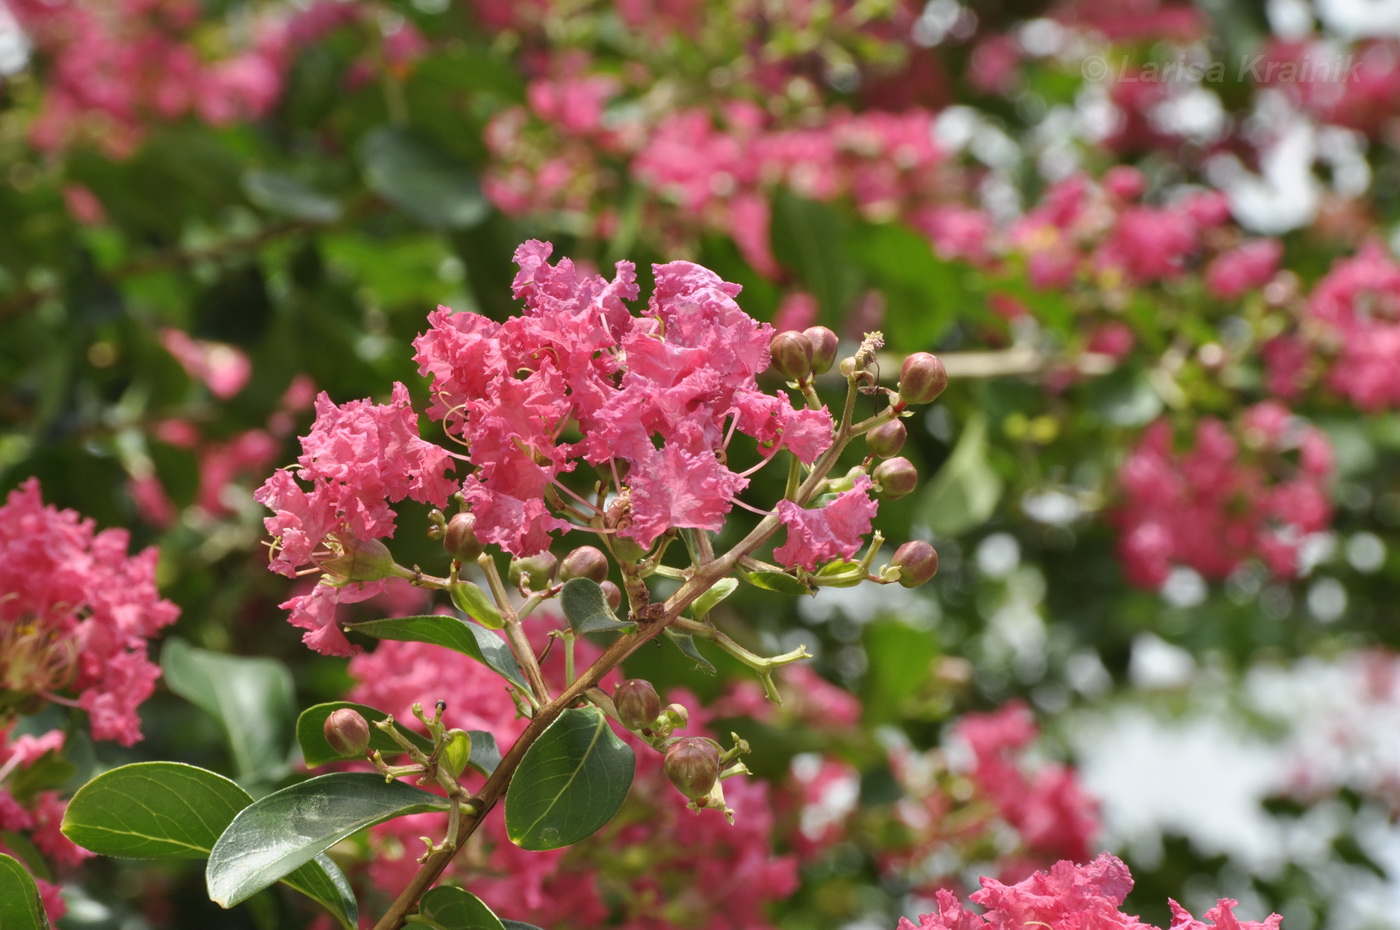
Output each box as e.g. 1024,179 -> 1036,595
323,708 -> 371,757
892,540 -> 939,587
803,326 -> 839,375
897,352 -> 948,406
560,545 -> 609,583
613,679 -> 662,731
664,736 -> 720,802
443,512 -> 484,562
600,580 -> 623,611
873,457 -> 918,499
865,419 -> 907,458
770,331 -> 814,381
508,552 -> 558,591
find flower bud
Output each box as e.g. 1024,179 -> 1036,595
600,580 -> 623,611
664,736 -> 720,802
613,679 -> 662,731
443,513 -> 484,562
897,352 -> 948,406
803,326 -> 839,375
892,540 -> 939,587
865,419 -> 906,458
560,546 -> 609,584
770,331 -> 814,381
873,457 -> 918,499
508,552 -> 558,591
441,729 -> 472,779
316,535 -> 399,582
323,708 -> 371,757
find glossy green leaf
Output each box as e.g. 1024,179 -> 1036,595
360,127 -> 488,230
559,578 -> 633,634
417,886 -> 506,930
739,569 -> 814,596
161,637 -> 295,785
917,412 -> 1004,538
242,171 -> 341,223
505,707 -> 634,850
663,628 -> 716,675
0,853 -> 50,929
207,773 -> 450,908
448,581 -> 506,629
62,762 -> 358,927
690,577 -> 738,618
344,616 -> 527,691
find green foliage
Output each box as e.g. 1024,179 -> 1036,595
505,707 -> 635,851
559,578 -> 634,634
205,772 -> 449,909
0,854 -> 50,930
345,616 -> 526,690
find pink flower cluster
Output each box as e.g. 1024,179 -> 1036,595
897,853 -> 1280,930
260,240 -> 865,653
880,702 -> 1100,895
0,479 -> 179,745
1115,403 -> 1334,589
349,633 -> 799,930
0,727 -> 88,919
1267,241 -> 1400,410
8,0 -> 290,156
413,240 -> 842,556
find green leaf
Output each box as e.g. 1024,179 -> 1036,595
501,923 -> 548,930
505,707 -> 634,850
559,579 -> 633,634
161,638 -> 295,785
207,773 -> 450,908
449,581 -> 506,629
62,762 -> 251,860
242,170 -> 341,223
1087,367 -> 1163,427
417,886 -> 506,930
770,191 -> 861,322
62,762 -> 358,928
663,628 -> 716,675
359,127 -> 488,230
738,568 -> 814,596
917,412 -> 1004,538
0,853 -> 51,929
344,617 -> 528,692
690,578 -> 738,618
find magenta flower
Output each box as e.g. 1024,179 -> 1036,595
773,475 -> 878,571
0,479 -> 178,746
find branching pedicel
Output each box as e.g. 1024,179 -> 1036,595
255,241 -> 947,928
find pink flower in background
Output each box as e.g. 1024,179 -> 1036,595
1303,241 -> 1400,410
897,854 -> 1281,930
1206,239 -> 1283,300
0,479 -> 178,745
1114,405 -> 1334,588
159,329 -> 251,399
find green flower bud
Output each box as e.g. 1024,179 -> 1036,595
323,708 -> 371,758
441,729 -> 472,779
803,326 -> 839,375
664,736 -> 720,802
560,545 -> 609,583
444,512 -> 484,562
897,352 -> 948,406
315,535 -> 400,582
865,419 -> 907,458
872,456 -> 919,499
508,552 -> 558,591
613,679 -> 662,731
892,540 -> 939,587
770,331 -> 814,380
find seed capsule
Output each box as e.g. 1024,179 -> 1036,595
892,540 -> 939,587
897,352 -> 948,405
560,546 -> 610,583
873,457 -> 918,499
664,736 -> 720,802
323,708 -> 371,757
865,419 -> 907,458
508,552 -> 558,591
613,679 -> 662,731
